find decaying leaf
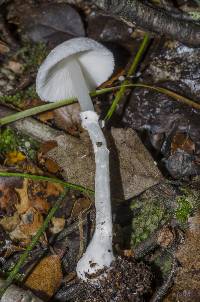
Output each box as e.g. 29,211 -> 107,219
10,207 -> 44,245
6,60 -> 23,74
15,179 -> 31,214
50,217 -> 65,234
171,133 -> 195,155
25,255 -> 63,299
38,111 -> 54,123
10,3 -> 85,46
0,212 -> 20,232
5,151 -> 26,165
0,41 -> 10,54
54,104 -> 81,136
0,177 -> 20,216
70,197 -> 92,219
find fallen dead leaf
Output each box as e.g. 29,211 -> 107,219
54,104 -> 81,136
44,158 -> 60,174
15,179 -> 31,214
70,197 -> 92,219
5,151 -> 26,165
0,41 -> 10,54
25,254 -> 63,299
38,111 -> 54,122
0,184 -> 18,216
28,180 -> 50,213
171,133 -> 195,155
50,217 -> 65,234
10,207 -> 44,245
6,60 -> 23,74
0,212 -> 20,232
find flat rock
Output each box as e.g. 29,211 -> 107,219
48,127 -> 162,200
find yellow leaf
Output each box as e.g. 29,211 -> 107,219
6,151 -> 26,164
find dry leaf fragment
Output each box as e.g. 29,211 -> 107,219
10,207 -> 44,245
6,60 -> 23,74
0,41 -> 10,54
70,197 -> 92,219
171,133 -> 195,155
50,217 -> 65,234
5,151 -> 26,165
0,212 -> 20,232
25,255 -> 63,299
15,179 -> 31,214
38,111 -> 54,122
0,185 -> 18,216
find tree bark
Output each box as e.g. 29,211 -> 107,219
93,0 -> 200,47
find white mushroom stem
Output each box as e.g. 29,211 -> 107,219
77,111 -> 114,280
68,60 -> 114,280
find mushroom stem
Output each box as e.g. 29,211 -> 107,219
70,62 -> 114,280
67,58 -> 94,112
77,111 -> 114,280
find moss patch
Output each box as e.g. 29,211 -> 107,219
130,187 -> 170,247
0,127 -> 39,160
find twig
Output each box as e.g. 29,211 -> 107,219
105,33 -> 150,120
94,0 -> 200,47
150,252 -> 178,302
0,171 -> 94,195
0,188 -> 68,298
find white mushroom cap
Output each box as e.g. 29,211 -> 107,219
36,37 -> 114,103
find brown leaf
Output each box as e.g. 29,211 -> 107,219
54,104 -> 81,136
15,179 -> 31,214
39,141 -> 58,154
44,158 -> 60,174
28,180 -> 50,213
0,212 -> 20,232
6,60 -> 23,74
50,217 -> 65,234
15,178 -> 58,214
171,133 -> 195,155
70,197 -> 92,219
0,41 -> 10,54
10,207 -> 44,245
38,111 -> 54,123
0,182 -> 19,216
25,255 -> 63,299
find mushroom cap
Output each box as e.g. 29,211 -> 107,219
36,37 -> 114,102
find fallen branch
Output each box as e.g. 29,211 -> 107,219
94,0 -> 200,47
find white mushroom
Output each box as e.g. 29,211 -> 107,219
36,37 -> 115,281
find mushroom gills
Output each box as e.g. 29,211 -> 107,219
64,58 -> 94,112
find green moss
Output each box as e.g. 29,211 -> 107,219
131,194 -> 169,248
18,42 -> 48,71
175,195 -> 193,223
0,86 -> 38,106
130,182 -> 200,250
0,127 -> 39,160
152,252 -> 173,279
0,127 -> 18,152
175,187 -> 200,224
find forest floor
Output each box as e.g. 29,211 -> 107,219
0,0 -> 200,301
